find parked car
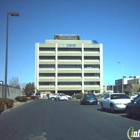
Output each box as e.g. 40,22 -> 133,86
31,95 -> 39,100
49,94 -> 57,100
100,93 -> 131,113
125,94 -> 140,118
55,93 -> 68,101
65,95 -> 72,99
80,93 -> 98,105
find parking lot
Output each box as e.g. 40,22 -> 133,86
0,99 -> 140,140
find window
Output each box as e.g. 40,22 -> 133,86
58,48 -> 81,52
39,73 -> 55,77
39,82 -> 55,85
58,65 -> 82,68
104,94 -> 109,99
84,48 -> 99,52
39,47 -> 55,51
84,73 -> 100,77
84,65 -> 100,68
84,82 -> 100,85
84,56 -> 100,60
111,94 -> 130,99
39,64 -> 55,68
58,73 -> 82,77
39,56 -> 55,60
58,56 -> 81,60
58,82 -> 82,85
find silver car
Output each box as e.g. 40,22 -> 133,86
100,93 -> 131,113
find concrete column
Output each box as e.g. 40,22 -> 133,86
55,43 -> 58,93
82,43 -> 84,93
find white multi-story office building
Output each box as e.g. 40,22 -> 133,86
35,34 -> 103,94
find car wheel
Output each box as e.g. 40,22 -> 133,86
101,103 -> 105,111
80,102 -> 84,105
51,97 -> 54,101
110,104 -> 115,113
126,107 -> 132,118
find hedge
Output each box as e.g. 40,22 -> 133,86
0,98 -> 15,113
75,93 -> 83,99
15,96 -> 28,102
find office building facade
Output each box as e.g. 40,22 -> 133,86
35,35 -> 103,94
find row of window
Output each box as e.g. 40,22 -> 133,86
39,47 -> 99,52
39,82 -> 100,85
39,73 -> 100,77
39,64 -> 100,68
39,56 -> 100,60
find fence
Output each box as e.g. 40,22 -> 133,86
0,85 -> 22,100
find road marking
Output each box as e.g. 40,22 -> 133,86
29,132 -> 47,140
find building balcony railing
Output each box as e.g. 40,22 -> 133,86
39,77 -> 55,81
84,69 -> 100,73
84,52 -> 100,56
39,69 -> 55,73
58,69 -> 82,73
58,77 -> 82,81
58,52 -> 81,56
39,85 -> 55,90
84,77 -> 100,81
39,51 -> 55,55
57,85 -> 82,90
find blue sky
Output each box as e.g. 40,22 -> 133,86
0,0 -> 140,86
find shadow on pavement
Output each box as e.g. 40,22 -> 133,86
97,108 -> 125,114
120,114 -> 140,121
97,109 -> 140,121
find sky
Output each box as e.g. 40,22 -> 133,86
0,0 -> 140,87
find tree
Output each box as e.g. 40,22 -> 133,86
9,77 -> 20,89
132,84 -> 138,92
24,82 -> 35,97
123,88 -> 130,95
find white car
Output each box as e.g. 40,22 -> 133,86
49,94 -> 57,100
65,95 -> 72,99
100,93 -> 131,113
55,93 -> 68,101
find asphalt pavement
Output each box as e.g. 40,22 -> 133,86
0,99 -> 140,140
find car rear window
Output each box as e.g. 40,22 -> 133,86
85,94 -> 96,98
111,94 -> 130,99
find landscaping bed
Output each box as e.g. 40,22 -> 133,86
0,96 -> 32,113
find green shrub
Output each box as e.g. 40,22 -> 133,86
26,97 -> 31,101
0,98 -> 15,111
22,97 -> 28,102
15,96 -> 27,102
4,99 -> 14,109
0,102 -> 4,113
75,93 -> 83,99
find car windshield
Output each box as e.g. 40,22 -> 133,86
111,94 -> 130,99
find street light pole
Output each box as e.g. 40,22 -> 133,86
4,12 -> 19,98
118,62 -> 123,93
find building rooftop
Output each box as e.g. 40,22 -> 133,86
54,34 -> 80,40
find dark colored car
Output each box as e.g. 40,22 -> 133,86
31,95 -> 39,100
80,94 -> 98,105
125,94 -> 140,118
